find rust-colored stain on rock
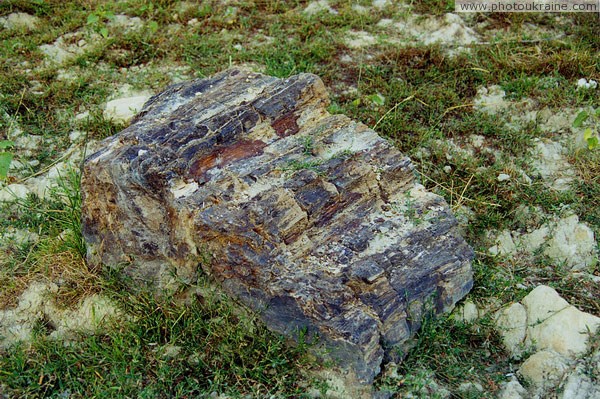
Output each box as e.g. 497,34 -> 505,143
189,139 -> 266,181
271,111 -> 299,137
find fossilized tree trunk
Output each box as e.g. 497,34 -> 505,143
81,68 -> 473,386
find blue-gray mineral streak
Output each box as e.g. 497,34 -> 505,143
81,68 -> 473,386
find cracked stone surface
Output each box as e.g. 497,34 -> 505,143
81,68 -> 474,385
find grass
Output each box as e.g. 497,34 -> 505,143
0,274 -> 315,398
0,0 -> 599,397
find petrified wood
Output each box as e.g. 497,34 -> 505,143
81,68 -> 473,384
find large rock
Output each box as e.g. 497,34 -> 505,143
81,68 -> 473,385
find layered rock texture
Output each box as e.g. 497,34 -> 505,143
81,68 -> 473,384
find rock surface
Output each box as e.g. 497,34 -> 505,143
495,285 -> 600,398
81,68 -> 474,385
489,214 -> 596,271
496,286 -> 600,360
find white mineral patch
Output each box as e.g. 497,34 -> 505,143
345,30 -> 377,49
0,12 -> 39,31
171,180 -> 199,199
474,85 -> 509,115
393,13 -> 479,50
322,124 -> 380,157
103,94 -> 151,123
530,139 -> 574,191
39,31 -> 98,65
0,183 -> 31,202
453,300 -> 480,323
489,214 -> 596,271
0,227 -> 39,246
498,377 -> 527,399
519,349 -> 569,390
351,4 -> 368,13
373,0 -> 391,8
14,133 -> 43,157
303,0 -> 338,16
376,18 -> 394,28
0,282 -> 123,348
108,14 -> 144,33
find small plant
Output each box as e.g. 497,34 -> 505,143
573,108 -> 600,150
86,10 -> 115,38
302,136 -> 315,155
0,140 -> 14,181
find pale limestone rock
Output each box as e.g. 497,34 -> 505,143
0,183 -> 31,202
39,31 -> 98,65
0,227 -> 39,246
488,215 -> 596,272
488,230 -> 516,256
560,367 -> 600,399
458,382 -> 483,394
495,303 -> 527,358
372,0 -> 391,8
14,133 -> 43,157
474,85 -> 508,115
498,377 -> 527,399
392,13 -> 479,51
304,0 -> 338,15
519,225 -> 550,254
0,12 -> 39,31
519,349 -> 569,389
0,282 -> 122,348
423,14 -> 479,46
453,300 -> 479,323
345,31 -> 377,49
522,286 -> 600,358
497,173 -> 510,182
543,215 -> 596,271
107,14 -> 144,33
103,94 -> 152,123
531,139 -> 574,191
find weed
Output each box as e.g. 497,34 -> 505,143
0,140 -> 14,180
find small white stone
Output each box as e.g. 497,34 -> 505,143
454,300 -> 479,323
489,230 -> 516,256
304,0 -> 338,16
69,130 -> 85,143
495,303 -> 527,358
377,18 -> 394,28
498,376 -> 527,399
497,173 -> 511,182
560,368 -> 599,399
519,350 -> 569,389
373,0 -> 391,9
103,94 -> 151,123
458,382 -> 483,393
443,165 -> 452,173
0,184 -> 31,202
74,111 -> 90,120
0,12 -> 39,31
470,134 -> 485,148
345,31 -> 377,49
543,214 -> 596,271
522,285 -> 600,358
